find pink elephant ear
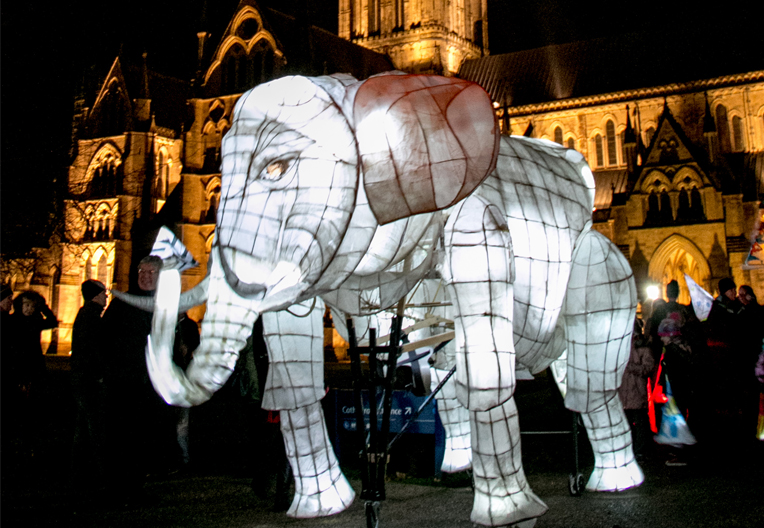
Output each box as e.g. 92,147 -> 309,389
352,74 -> 499,225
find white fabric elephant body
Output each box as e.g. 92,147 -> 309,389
138,73 -> 643,527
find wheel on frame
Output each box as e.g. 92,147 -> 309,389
568,472 -> 585,496
365,500 -> 380,528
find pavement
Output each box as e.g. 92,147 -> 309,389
2,357 -> 763,528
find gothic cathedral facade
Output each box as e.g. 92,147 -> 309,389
6,1 -> 762,353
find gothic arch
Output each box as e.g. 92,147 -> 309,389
204,6 -> 283,86
80,245 -> 114,286
549,122 -> 564,145
203,176 -> 222,223
648,234 -> 711,304
86,143 -> 122,196
641,169 -> 672,193
205,231 -> 216,254
155,146 -> 172,200
672,166 -> 703,190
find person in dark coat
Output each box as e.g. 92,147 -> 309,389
4,290 -> 58,457
647,280 -> 698,363
101,255 -> 171,498
70,279 -> 108,489
737,285 -> 763,439
705,277 -> 743,346
8,291 -> 58,388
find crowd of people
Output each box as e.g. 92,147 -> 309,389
1,255 -> 290,507
2,268 -> 761,501
1,257 -> 202,502
619,278 -> 764,466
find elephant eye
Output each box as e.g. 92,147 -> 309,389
261,160 -> 290,181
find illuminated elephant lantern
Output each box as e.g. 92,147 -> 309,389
125,72 -> 645,527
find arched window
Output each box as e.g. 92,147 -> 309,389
222,44 -> 246,94
553,127 -> 563,145
88,151 -> 120,198
677,188 -> 691,221
690,187 -> 705,221
660,189 -> 673,223
715,104 -> 731,152
202,122 -> 221,172
97,254 -> 108,285
83,256 -> 92,281
732,115 -> 745,151
222,39 -> 275,94
606,120 -> 617,166
594,134 -> 604,167
646,191 -> 660,225
155,150 -> 170,200
203,182 -> 221,223
566,137 -> 575,150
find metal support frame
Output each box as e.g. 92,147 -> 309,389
347,316 -> 404,528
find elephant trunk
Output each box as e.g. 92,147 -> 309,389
147,247 -> 259,407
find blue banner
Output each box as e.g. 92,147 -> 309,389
333,389 -> 436,435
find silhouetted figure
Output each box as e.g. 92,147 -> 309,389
70,280 -> 108,490
4,291 -> 58,459
737,285 -> 763,439
101,256 -> 174,500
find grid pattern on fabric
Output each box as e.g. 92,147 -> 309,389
281,402 -> 355,517
261,299 -> 325,411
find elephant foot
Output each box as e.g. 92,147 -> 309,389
470,487 -> 547,527
586,460 -> 644,492
287,472 -> 356,518
441,437 -> 472,473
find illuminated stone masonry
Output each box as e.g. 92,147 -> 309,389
339,0 -> 488,76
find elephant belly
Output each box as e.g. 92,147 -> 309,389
511,254 -> 571,372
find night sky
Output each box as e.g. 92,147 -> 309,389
1,1 -> 760,252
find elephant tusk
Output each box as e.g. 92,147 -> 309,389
111,276 -> 210,313
111,290 -> 155,311
178,275 -> 210,312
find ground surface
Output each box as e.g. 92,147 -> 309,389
2,357 -> 762,527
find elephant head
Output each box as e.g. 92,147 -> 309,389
143,72 -> 499,406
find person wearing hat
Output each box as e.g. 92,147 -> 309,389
70,279 -> 108,489
705,277 -> 743,346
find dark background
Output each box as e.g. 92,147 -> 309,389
1,0 -> 760,253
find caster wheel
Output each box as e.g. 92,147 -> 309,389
568,472 -> 585,496
365,501 -> 380,528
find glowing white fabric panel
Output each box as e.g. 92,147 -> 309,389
431,367 -> 472,473
261,298 -> 326,411
281,401 -> 355,517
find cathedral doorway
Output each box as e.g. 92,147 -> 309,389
648,234 -> 710,305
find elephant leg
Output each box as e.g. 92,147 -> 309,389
441,195 -> 546,526
563,229 -> 643,492
431,367 -> 472,473
261,300 -> 355,517
471,400 -> 547,527
280,402 -> 355,517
